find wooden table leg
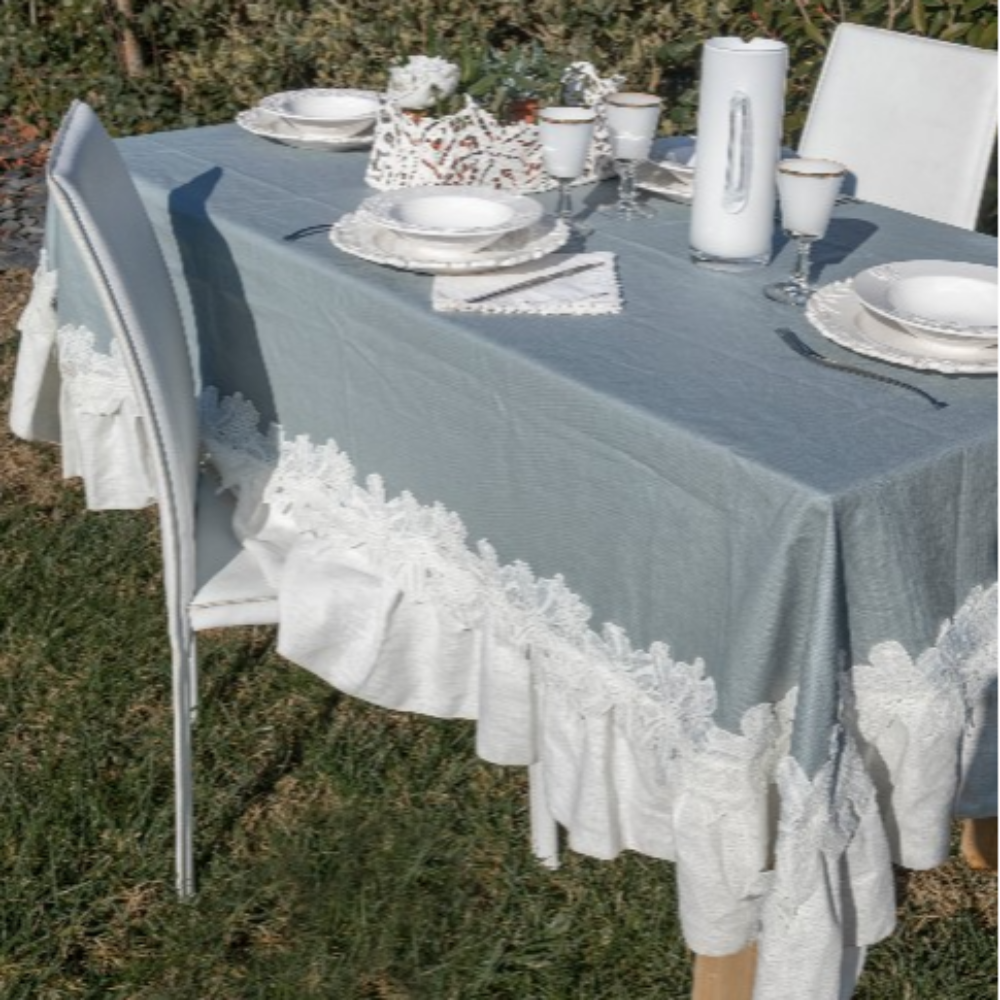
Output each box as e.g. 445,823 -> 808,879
691,944 -> 758,1000
960,817 -> 997,871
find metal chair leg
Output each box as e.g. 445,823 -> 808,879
173,636 -> 196,898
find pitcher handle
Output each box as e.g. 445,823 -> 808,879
723,91 -> 752,214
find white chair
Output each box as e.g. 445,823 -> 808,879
47,100 -> 280,898
798,23 -> 998,230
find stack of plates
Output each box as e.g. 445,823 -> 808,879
236,88 -> 382,150
635,137 -> 696,204
807,260 -> 998,374
330,185 -> 569,274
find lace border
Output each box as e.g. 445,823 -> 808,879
14,294 -> 998,999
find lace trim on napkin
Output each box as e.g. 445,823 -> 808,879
432,252 -> 622,316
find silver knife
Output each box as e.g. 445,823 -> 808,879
461,260 -> 604,304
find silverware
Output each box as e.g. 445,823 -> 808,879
284,223 -> 335,241
776,328 -> 948,409
461,260 -> 603,303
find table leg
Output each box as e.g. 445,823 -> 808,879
960,817 -> 997,871
691,944 -> 757,1000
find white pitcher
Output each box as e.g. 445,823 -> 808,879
689,37 -> 788,271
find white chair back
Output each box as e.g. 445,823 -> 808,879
46,101 -> 200,629
47,100 -> 205,896
799,23 -> 998,230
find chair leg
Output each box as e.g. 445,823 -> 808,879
961,817 -> 998,871
188,632 -> 199,724
173,636 -> 196,898
691,945 -> 757,1000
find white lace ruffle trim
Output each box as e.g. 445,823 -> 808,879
10,257 -> 157,509
13,292 -> 997,1000
199,388 -> 997,1000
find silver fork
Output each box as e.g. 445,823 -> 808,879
776,328 -> 948,409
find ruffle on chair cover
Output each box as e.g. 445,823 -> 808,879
9,256 -> 157,509
10,295 -> 999,1000
9,252 -> 62,443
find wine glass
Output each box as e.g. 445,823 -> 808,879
601,92 -> 662,220
538,106 -> 596,236
765,158 -> 848,306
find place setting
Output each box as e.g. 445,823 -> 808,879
324,89 -> 628,315
328,185 -> 570,273
328,181 -> 621,315
235,87 -> 382,150
765,156 -> 998,378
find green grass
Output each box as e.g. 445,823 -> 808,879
0,269 -> 995,999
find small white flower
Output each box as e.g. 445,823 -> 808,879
387,55 -> 461,110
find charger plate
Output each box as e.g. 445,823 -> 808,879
236,108 -> 374,151
806,280 -> 997,375
330,212 -> 569,274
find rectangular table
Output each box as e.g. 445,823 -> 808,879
17,122 -> 998,1000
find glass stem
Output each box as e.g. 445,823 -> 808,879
791,235 -> 814,295
555,179 -> 574,223
617,160 -> 637,211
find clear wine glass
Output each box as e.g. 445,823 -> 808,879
601,92 -> 662,220
765,158 -> 848,306
538,106 -> 596,236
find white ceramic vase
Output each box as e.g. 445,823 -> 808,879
689,37 -> 788,271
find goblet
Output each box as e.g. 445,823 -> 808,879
601,92 -> 662,220
765,158 -> 847,306
538,106 -> 596,236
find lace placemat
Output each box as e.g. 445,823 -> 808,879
432,251 -> 621,316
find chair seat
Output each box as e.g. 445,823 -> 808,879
191,471 -> 279,631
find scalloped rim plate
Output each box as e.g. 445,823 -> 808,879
361,186 -> 545,238
853,260 -> 998,344
329,212 -> 570,274
806,279 -> 997,375
257,88 -> 381,130
235,108 -> 375,150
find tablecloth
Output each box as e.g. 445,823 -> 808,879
11,123 -> 997,1000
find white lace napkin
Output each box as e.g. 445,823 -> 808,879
432,252 -> 621,316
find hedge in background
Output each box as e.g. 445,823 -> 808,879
0,0 -> 995,229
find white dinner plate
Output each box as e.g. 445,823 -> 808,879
852,260 -> 999,347
257,88 -> 381,136
806,279 -> 998,375
634,162 -> 693,204
635,136 -> 696,204
235,108 -> 375,151
329,211 -> 569,274
361,186 -> 544,238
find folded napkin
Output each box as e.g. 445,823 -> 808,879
432,252 -> 621,316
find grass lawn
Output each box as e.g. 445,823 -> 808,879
0,267 -> 995,999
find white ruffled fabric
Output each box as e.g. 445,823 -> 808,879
9,252 -> 61,444
9,256 -> 157,509
10,281 -> 998,1000
197,388 -> 996,1000
432,252 -> 621,315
